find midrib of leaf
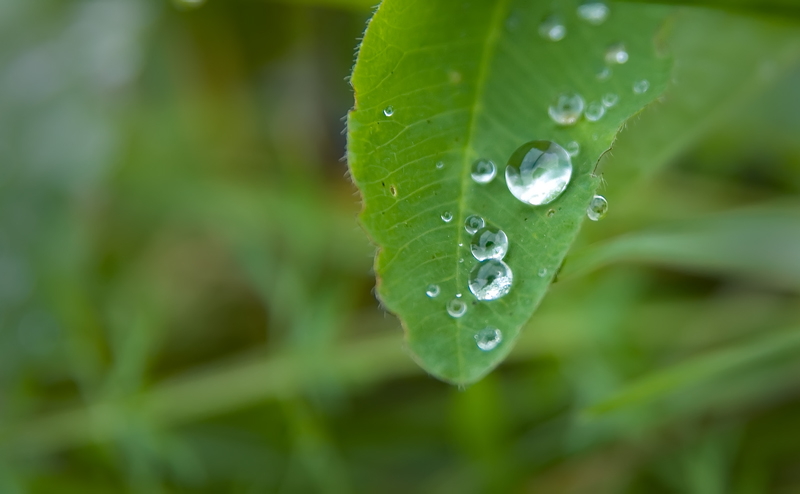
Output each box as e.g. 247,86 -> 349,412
453,0 -> 511,380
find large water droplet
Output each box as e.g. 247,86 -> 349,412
469,259 -> 513,301
585,101 -> 606,122
539,15 -> 566,41
605,43 -> 628,64
505,140 -> 573,206
548,93 -> 585,126
577,2 -> 609,25
464,215 -> 485,234
475,327 -> 502,351
602,92 -> 619,107
471,159 -> 497,184
441,211 -> 453,223
383,106 -> 394,117
426,284 -> 440,298
566,141 -> 580,157
633,79 -> 650,94
446,298 -> 467,318
470,228 -> 508,261
587,195 -> 608,221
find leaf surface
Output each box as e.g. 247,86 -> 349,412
348,0 -> 673,384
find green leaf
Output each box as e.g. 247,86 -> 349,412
347,0 -> 673,384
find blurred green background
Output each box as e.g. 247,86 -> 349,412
2,0 -> 800,492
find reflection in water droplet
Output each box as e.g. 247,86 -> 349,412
465,215 -> 485,234
470,228 -> 508,261
436,161 -> 444,169
441,211 -> 453,222
577,2 -> 609,24
383,106 -> 394,117
605,43 -> 628,64
447,298 -> 467,318
539,15 -> 566,41
471,159 -> 497,184
426,284 -> 440,298
538,268 -> 548,277
587,195 -> 608,221
548,93 -> 585,126
475,327 -> 502,351
566,141 -> 580,157
597,67 -> 612,81
585,101 -> 605,122
602,93 -> 619,107
505,141 -> 573,206
469,259 -> 513,301
633,79 -> 650,94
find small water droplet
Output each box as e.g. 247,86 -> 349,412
585,101 -> 606,122
602,93 -> 619,107
577,2 -> 609,25
597,67 -> 612,81
383,106 -> 394,117
456,293 -> 462,298
587,194 -> 608,221
464,215 -> 485,234
436,161 -> 444,169
548,93 -> 585,126
469,259 -> 513,301
505,141 -> 573,206
566,141 -> 580,157
471,159 -> 497,184
547,209 -> 556,218
539,15 -> 566,41
592,133 -> 599,141
449,70 -> 462,84
538,268 -> 548,277
605,43 -> 628,64
426,284 -> 440,298
633,79 -> 650,94
441,211 -> 453,222
470,228 -> 508,261
447,298 -> 467,318
475,327 -> 502,351
459,258 -> 464,263
458,242 -> 463,247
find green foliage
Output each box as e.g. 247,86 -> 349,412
347,0 -> 672,383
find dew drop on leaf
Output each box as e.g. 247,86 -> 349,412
605,43 -> 628,64
426,284 -> 440,298
566,141 -> 580,157
470,227 -> 509,261
383,105 -> 394,117
548,93 -> 585,126
587,194 -> 609,221
446,298 -> 467,318
464,215 -> 485,234
602,92 -> 619,107
538,267 -> 548,277
505,140 -> 573,206
436,160 -> 444,169
538,15 -> 566,42
577,2 -> 609,25
597,67 -> 612,81
633,79 -> 650,94
441,211 -> 453,222
471,158 -> 497,184
468,259 -> 513,301
475,327 -> 502,351
585,101 -> 606,122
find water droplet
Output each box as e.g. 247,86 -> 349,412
633,79 -> 650,94
441,211 -> 453,223
505,140 -> 573,206
548,93 -> 585,126
547,209 -> 556,218
458,242 -> 463,247
447,298 -> 467,318
426,284 -> 440,298
566,141 -> 580,157
585,101 -> 606,122
436,161 -> 444,169
471,159 -> 497,184
383,106 -> 394,117
538,268 -> 548,277
469,259 -> 513,301
475,327 -> 502,351
602,93 -> 619,107
470,228 -> 508,261
459,258 -> 464,263
577,2 -> 609,25
464,215 -> 485,234
539,15 -> 566,41
605,43 -> 628,64
456,293 -> 462,298
597,67 -> 612,81
587,194 -> 608,221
